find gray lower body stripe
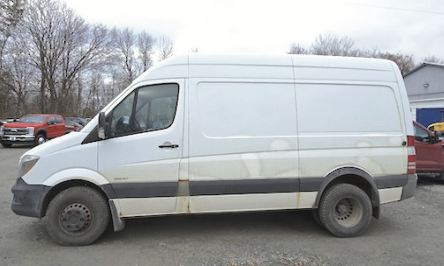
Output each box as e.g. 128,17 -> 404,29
107,174 -> 410,199
110,178 -> 302,199
190,178 -> 300,196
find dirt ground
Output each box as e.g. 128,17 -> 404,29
1,146 -> 444,266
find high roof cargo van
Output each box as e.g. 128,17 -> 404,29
11,54 -> 417,245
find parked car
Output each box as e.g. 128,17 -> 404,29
66,117 -> 88,126
6,118 -> 18,123
65,121 -> 83,133
0,114 -> 66,147
414,121 -> 444,178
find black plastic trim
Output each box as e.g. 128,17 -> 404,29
374,174 -> 409,189
11,178 -> 51,218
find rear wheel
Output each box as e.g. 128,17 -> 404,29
318,183 -> 372,237
46,186 -> 110,246
34,134 -> 46,146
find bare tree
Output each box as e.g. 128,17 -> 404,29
137,30 -> 155,72
157,35 -> 173,61
0,0 -> 25,68
111,27 -> 141,86
311,33 -> 359,56
422,55 -> 444,64
22,0 -> 112,116
0,0 -> 177,118
377,52 -> 415,76
5,35 -> 37,116
0,0 -> 25,117
287,43 -> 309,54
287,34 -> 418,76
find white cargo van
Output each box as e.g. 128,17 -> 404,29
12,54 -> 416,245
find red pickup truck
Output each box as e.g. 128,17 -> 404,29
0,114 -> 66,147
414,121 -> 444,179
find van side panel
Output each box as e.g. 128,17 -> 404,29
188,80 -> 300,212
296,83 -> 406,179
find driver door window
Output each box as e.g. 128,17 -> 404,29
109,84 -> 179,138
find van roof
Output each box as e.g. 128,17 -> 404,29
133,54 -> 398,84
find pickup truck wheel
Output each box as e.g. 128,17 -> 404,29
318,183 -> 372,238
45,186 -> 110,246
1,143 -> 12,148
34,134 -> 46,145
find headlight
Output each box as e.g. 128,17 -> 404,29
27,127 -> 34,136
19,155 -> 40,177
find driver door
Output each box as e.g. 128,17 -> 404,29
98,81 -> 185,217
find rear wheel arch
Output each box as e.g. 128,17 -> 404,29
314,167 -> 380,219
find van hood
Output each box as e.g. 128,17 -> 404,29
24,132 -> 90,157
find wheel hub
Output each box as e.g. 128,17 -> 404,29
336,203 -> 349,215
335,198 -> 354,221
60,203 -> 92,232
334,197 -> 362,227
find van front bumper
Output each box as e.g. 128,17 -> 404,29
11,178 -> 50,218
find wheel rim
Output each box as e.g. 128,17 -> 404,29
334,197 -> 363,227
37,136 -> 46,145
59,203 -> 92,233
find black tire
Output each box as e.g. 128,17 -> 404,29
34,134 -> 46,146
1,143 -> 12,148
45,186 -> 110,246
318,183 -> 372,238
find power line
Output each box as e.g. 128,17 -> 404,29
347,3 -> 444,15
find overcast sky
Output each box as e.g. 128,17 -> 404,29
63,0 -> 444,63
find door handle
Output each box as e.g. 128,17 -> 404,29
159,142 -> 179,149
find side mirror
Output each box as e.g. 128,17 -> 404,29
98,112 -> 106,139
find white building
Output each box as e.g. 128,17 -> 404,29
403,63 -> 444,126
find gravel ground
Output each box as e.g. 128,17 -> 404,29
1,146 -> 444,266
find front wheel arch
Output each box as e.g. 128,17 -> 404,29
41,180 -> 124,233
40,180 -> 111,218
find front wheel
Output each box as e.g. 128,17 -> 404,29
34,134 -> 46,146
318,183 -> 372,237
1,143 -> 12,148
45,186 -> 110,246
